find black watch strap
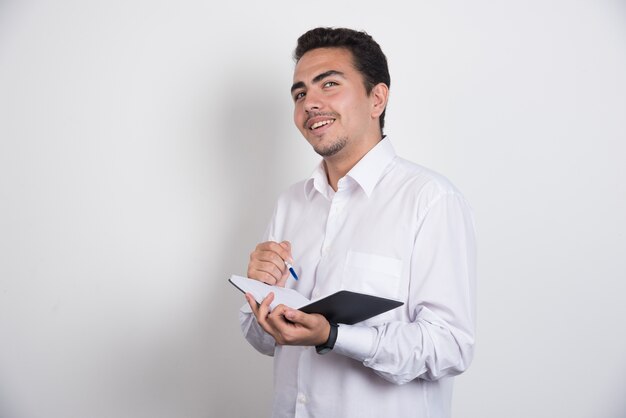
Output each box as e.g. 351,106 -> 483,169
315,322 -> 338,355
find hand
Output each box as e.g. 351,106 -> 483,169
245,292 -> 331,346
247,241 -> 294,287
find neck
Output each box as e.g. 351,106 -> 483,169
324,136 -> 383,191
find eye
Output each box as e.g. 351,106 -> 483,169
323,81 -> 338,88
293,91 -> 305,101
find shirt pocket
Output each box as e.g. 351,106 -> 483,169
342,250 -> 403,301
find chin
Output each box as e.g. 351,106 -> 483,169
313,138 -> 347,158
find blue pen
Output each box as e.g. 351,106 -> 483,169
285,261 -> 299,281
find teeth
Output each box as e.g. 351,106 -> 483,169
311,119 -> 333,130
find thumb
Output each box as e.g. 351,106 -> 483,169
284,308 -> 305,324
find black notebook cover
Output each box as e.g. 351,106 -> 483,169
230,275 -> 403,325
300,290 -> 403,325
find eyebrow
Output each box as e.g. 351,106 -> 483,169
290,70 -> 345,94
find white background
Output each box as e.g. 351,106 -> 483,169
1,1 -> 625,417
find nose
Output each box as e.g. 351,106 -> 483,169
303,89 -> 322,113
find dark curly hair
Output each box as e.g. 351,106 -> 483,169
294,27 -> 391,133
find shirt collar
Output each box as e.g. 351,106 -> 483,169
305,161 -> 332,200
304,137 -> 397,200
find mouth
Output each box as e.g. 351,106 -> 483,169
305,114 -> 337,132
309,119 -> 335,130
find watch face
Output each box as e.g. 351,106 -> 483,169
316,346 -> 331,355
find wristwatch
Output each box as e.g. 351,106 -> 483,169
315,322 -> 338,355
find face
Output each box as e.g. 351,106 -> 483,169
291,48 -> 385,160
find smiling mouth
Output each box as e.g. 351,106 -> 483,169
309,119 -> 335,130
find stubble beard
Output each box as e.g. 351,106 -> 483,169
313,136 -> 348,157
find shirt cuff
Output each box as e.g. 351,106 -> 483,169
332,324 -> 377,362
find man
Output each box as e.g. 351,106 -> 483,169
239,27 -> 476,418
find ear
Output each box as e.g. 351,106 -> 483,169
370,83 -> 389,119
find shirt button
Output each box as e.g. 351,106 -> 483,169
297,393 -> 307,404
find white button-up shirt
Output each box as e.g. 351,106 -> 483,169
240,138 -> 476,418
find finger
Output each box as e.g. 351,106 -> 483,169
248,259 -> 283,283
283,307 -> 307,324
279,241 -> 295,264
259,292 -> 275,315
245,268 -> 278,285
264,241 -> 293,266
252,292 -> 275,331
255,241 -> 292,263
284,310 -> 325,330
248,292 -> 282,339
254,241 -> 276,252
250,246 -> 284,270
245,293 -> 259,316
268,303 -> 287,320
275,268 -> 290,288
281,311 -> 330,345
250,249 -> 288,277
266,304 -> 292,336
257,250 -> 289,274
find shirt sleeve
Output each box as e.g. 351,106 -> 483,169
238,204 -> 279,357
333,191 -> 477,385
239,303 -> 276,356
